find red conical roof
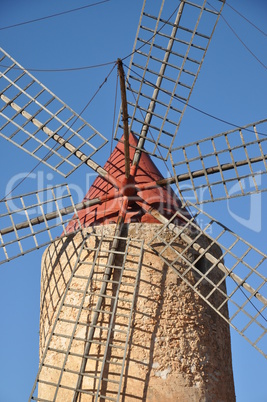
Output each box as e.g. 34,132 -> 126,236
66,133 -> 184,232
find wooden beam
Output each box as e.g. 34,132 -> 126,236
117,59 -> 130,179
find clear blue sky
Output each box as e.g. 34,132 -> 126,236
0,1 -> 266,401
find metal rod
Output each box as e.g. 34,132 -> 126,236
115,241 -> 143,401
94,235 -> 131,400
29,235 -> 90,401
131,1 -> 185,173
136,153 -> 267,191
135,198 -> 267,306
0,188 -> 118,236
117,59 -> 130,179
0,93 -> 121,189
72,197 -> 128,402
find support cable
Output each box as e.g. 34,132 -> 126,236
127,64 -> 267,137
0,1 -> 111,31
225,2 -> 267,36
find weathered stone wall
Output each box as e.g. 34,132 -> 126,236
38,223 -> 235,401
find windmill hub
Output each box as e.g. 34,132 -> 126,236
120,175 -> 137,198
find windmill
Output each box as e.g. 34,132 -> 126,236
0,0 -> 266,401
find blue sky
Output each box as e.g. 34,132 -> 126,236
0,1 -> 266,401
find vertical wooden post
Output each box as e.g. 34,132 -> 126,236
117,58 -> 130,179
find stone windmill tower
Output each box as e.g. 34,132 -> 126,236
35,130 -> 235,401
0,1 -> 266,401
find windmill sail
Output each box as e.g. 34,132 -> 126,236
115,0 -> 225,160
170,119 -> 267,204
0,184 -> 82,264
30,232 -> 144,401
0,47 -> 108,177
147,201 -> 267,358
